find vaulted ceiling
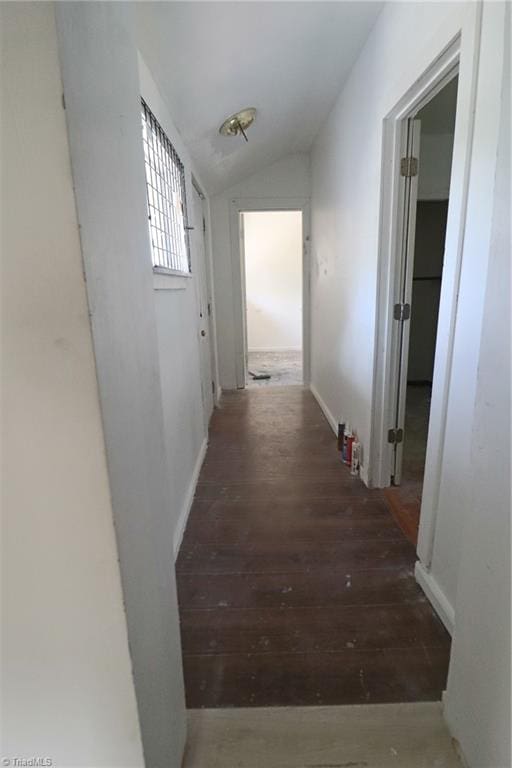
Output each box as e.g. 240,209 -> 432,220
136,2 -> 382,195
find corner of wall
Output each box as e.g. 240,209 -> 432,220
173,437 -> 208,558
414,562 -> 455,635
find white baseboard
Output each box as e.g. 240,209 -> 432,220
415,561 -> 455,635
309,382 -> 338,436
309,383 -> 372,488
215,386 -> 222,406
360,463 -> 370,487
173,437 -> 208,559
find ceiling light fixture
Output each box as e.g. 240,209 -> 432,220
219,107 -> 257,143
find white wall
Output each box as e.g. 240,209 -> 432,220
418,3 -> 507,630
244,211 -> 302,352
211,153 -> 310,388
444,8 -> 510,764
1,4 -> 144,765
55,4 -> 187,766
138,55 -> 210,555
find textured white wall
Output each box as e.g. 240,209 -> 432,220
211,153 -> 310,388
444,8 -> 510,763
244,211 -> 302,351
422,0 -> 507,623
56,4 -> 186,766
1,4 -> 144,765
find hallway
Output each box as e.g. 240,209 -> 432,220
6,2 -> 509,763
176,388 -> 450,708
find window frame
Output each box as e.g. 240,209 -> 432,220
141,98 -> 192,276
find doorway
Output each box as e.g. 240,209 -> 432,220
241,211 -> 303,387
230,198 -> 310,390
384,77 -> 458,545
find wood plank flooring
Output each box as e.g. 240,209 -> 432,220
176,387 -> 451,708
383,384 -> 433,546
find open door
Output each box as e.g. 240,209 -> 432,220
390,118 -> 421,484
192,185 -> 214,429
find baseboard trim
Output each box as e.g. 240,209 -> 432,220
309,382 -> 338,436
310,383 -> 372,488
415,561 -> 455,635
173,437 -> 208,559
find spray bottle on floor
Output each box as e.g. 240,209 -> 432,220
351,437 -> 361,477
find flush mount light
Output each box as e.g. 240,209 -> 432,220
219,107 -> 257,143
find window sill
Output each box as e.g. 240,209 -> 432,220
153,269 -> 191,291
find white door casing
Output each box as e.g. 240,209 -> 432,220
370,17 -> 481,581
229,197 -> 311,390
193,185 -> 214,428
390,119 -> 421,484
239,214 -> 249,383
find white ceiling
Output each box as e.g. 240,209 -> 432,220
136,2 -> 382,194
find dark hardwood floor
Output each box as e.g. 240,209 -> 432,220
383,383 -> 433,546
176,387 -> 450,708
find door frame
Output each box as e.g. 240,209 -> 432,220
389,118 -> 422,486
191,179 -> 215,427
229,197 -> 311,389
370,28 -> 480,569
192,176 -> 220,407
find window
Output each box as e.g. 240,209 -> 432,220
141,99 -> 191,273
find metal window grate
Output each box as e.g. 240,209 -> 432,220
141,99 -> 191,273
